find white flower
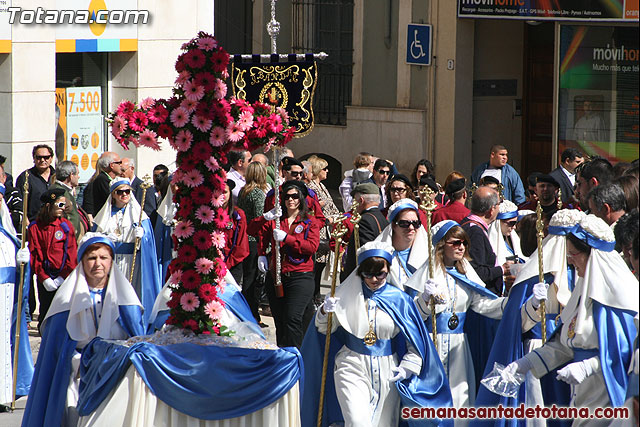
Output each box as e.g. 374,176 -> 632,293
579,214 -> 614,242
549,209 -> 586,228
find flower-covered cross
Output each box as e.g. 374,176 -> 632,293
108,31 -> 295,335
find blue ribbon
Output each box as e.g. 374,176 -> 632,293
426,312 -> 466,334
357,248 -> 393,265
114,242 -> 135,255
337,328 -> 395,356
446,267 -> 498,299
497,210 -> 518,220
0,183 -> 5,195
569,224 -> 616,252
432,220 -> 458,245
109,179 -> 131,193
78,236 -> 116,260
388,202 -> 418,223
573,348 -> 598,363
548,225 -> 572,236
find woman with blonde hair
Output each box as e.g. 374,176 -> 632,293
238,161 -> 270,322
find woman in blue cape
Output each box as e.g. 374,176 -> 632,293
475,209 -> 585,426
301,241 -> 452,426
22,233 -> 145,427
406,220 -> 509,412
93,178 -> 162,324
507,214 -> 638,426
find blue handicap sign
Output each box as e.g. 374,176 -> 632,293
406,24 -> 432,66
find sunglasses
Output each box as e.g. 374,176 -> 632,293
389,187 -> 407,193
376,169 -> 391,175
395,219 -> 421,229
111,160 -> 123,165
284,193 -> 300,200
361,271 -> 388,280
445,239 -> 467,247
288,171 -> 303,177
115,188 -> 131,196
54,201 -> 66,208
35,155 -> 52,161
504,220 -> 517,227
323,167 -> 329,171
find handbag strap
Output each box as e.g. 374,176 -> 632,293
362,211 -> 382,233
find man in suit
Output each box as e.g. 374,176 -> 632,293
549,147 -> 584,204
341,182 -> 389,280
88,151 -> 122,216
121,158 -> 157,223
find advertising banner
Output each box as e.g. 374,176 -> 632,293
458,0 -> 639,22
66,86 -> 103,183
0,0 -> 11,52
558,25 -> 639,163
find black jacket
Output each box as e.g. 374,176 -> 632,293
341,207 -> 389,281
549,167 -> 574,204
461,216 -> 503,296
91,172 -> 112,216
16,166 -> 55,221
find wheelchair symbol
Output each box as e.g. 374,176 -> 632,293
410,30 -> 426,60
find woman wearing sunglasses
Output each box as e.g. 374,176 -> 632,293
27,187 -> 78,331
487,200 -> 527,294
406,220 -> 509,408
250,179 -> 320,348
301,241 -> 452,426
92,179 -> 162,324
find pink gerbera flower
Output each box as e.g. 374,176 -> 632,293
195,205 -> 215,224
211,192 -> 225,208
225,122 -> 244,142
169,107 -> 190,128
204,300 -> 225,322
148,104 -> 168,124
180,292 -> 200,312
213,79 -> 227,100
198,283 -> 217,303
175,70 -> 191,87
168,269 -> 183,285
111,115 -> 126,137
192,115 -> 212,132
183,80 -> 205,102
174,219 -> 195,238
172,129 -> 193,152
237,110 -> 254,132
139,97 -> 155,110
197,37 -> 217,51
209,126 -> 226,147
194,257 -> 214,275
129,111 -> 149,132
184,169 -> 204,188
116,101 -> 135,118
204,156 -> 220,172
180,98 -> 198,113
213,209 -> 231,229
138,129 -> 159,150
211,231 -> 225,248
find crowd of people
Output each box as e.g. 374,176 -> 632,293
0,141 -> 638,426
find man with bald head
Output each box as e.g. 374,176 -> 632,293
461,186 -> 514,295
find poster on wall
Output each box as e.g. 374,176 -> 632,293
55,88 -> 67,161
458,0 -> 639,22
558,25 -> 639,163
66,86 -> 103,183
0,0 -> 11,53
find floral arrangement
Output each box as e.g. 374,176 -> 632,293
107,31 -> 294,335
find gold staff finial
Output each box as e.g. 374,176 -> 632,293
535,201 -> 547,344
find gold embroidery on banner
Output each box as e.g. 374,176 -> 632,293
234,67 -> 247,100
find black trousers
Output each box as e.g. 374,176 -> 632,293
265,270 -> 314,349
36,281 -> 57,331
229,263 -> 243,286
241,240 -> 261,322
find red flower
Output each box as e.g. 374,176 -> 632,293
157,124 -> 173,139
175,54 -> 187,72
196,101 -> 216,120
148,104 -> 169,124
181,270 -> 201,290
167,292 -> 180,309
193,229 -> 213,250
177,244 -> 197,264
209,173 -> 226,192
192,186 -> 213,205
213,209 -> 230,229
177,153 -> 197,171
192,141 -> 212,161
182,319 -> 199,332
129,111 -> 149,132
210,48 -> 229,73
184,48 -> 206,69
194,72 -> 216,92
214,258 -> 228,278
166,315 -> 178,325
198,283 -> 217,303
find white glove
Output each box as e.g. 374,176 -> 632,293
556,361 -> 594,385
263,206 -> 282,221
273,229 -> 287,242
322,295 -> 339,313
106,233 -> 120,243
505,357 -> 532,377
389,366 -> 411,382
258,256 -> 269,273
531,282 -> 549,308
135,226 -> 145,239
42,278 -> 60,292
16,245 -> 30,264
53,276 -> 65,288
422,279 -> 448,304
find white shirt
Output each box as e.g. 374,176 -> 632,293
560,165 -> 575,187
227,168 -> 245,204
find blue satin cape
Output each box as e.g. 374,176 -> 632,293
473,273 -> 570,427
0,225 -> 34,398
21,306 -> 144,427
135,218 -> 162,325
300,282 -> 453,427
77,339 -> 302,419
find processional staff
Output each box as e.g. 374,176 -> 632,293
272,148 -> 285,297
130,175 -> 152,283
535,201 -> 547,344
350,199 -> 361,260
11,171 -> 29,410
317,216 -> 349,427
419,186 -> 439,352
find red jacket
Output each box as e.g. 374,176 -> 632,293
221,207 -> 250,268
432,200 -> 471,225
251,214 -> 320,275
28,217 -> 78,283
